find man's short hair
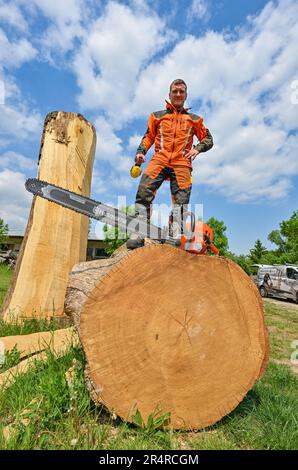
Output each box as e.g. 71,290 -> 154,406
169,79 -> 187,93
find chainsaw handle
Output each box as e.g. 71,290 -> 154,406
210,244 -> 219,255
183,210 -> 196,241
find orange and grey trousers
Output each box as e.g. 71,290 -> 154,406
135,161 -> 192,237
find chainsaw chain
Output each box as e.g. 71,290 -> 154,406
26,178 -> 124,221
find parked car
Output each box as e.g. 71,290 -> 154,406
0,249 -> 18,269
253,264 -> 298,302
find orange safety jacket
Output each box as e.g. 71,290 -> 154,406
136,100 -> 213,168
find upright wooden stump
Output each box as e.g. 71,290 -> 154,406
2,112 -> 96,321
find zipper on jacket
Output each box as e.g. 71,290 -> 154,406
170,111 -> 179,164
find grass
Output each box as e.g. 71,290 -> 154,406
0,265 -> 63,337
263,300 -> 298,363
0,264 -> 12,308
0,347 -> 297,450
0,265 -> 297,450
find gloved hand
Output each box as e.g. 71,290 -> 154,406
135,153 -> 146,165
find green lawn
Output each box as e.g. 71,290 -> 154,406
0,264 -> 12,308
0,266 -> 297,450
0,265 -> 61,336
263,300 -> 298,364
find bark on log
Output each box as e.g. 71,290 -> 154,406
74,244 -> 269,430
2,112 -> 96,322
64,240 -> 158,329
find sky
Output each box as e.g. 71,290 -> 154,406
0,0 -> 297,254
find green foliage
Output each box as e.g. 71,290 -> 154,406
280,210 -> 298,261
132,408 -> 171,434
0,318 -> 62,338
267,210 -> 298,263
206,217 -> 229,256
103,206 -> 134,255
226,252 -> 253,275
0,218 -> 9,246
0,264 -> 12,307
267,229 -> 286,254
249,239 -> 268,264
0,345 -> 21,372
227,210 -> 298,272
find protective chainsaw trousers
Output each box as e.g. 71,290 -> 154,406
135,165 -> 192,239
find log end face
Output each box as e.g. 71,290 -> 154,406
80,245 -> 269,430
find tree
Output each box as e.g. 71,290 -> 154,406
103,206 -> 133,256
226,252 -> 253,275
267,210 -> 298,263
206,217 -> 229,256
0,218 -> 9,246
267,229 -> 286,254
280,210 -> 298,260
249,239 -> 267,264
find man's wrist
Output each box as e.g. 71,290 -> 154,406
194,143 -> 204,153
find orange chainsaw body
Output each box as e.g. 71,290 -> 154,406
180,222 -> 219,255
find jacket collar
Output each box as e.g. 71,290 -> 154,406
165,99 -> 190,113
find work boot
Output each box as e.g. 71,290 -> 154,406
171,204 -> 183,240
126,203 -> 148,250
126,232 -> 145,250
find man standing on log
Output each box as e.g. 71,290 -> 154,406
127,78 -> 214,249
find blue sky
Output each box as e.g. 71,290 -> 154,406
0,0 -> 297,254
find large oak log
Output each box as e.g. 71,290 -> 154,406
75,244 -> 269,430
2,112 -> 96,322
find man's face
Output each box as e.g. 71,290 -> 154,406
169,84 -> 187,109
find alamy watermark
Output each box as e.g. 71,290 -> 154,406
0,340 -> 5,366
0,79 -> 5,105
290,340 -> 298,365
94,197 -> 204,242
290,80 -> 298,104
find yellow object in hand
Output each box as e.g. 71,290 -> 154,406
130,165 -> 142,178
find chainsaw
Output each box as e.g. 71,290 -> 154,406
25,178 -> 219,255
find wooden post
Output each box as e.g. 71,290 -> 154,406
2,112 -> 96,322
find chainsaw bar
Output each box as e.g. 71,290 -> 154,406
25,178 -> 177,244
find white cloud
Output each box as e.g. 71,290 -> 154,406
94,116 -> 123,161
73,1 -> 175,124
0,0 -> 297,204
187,0 -> 210,23
13,0 -> 91,62
127,0 -> 298,202
0,28 -> 41,145
0,169 -> 31,231
128,134 -> 142,152
0,2 -> 28,32
90,168 -> 109,196
0,28 -> 37,68
0,98 -> 41,142
93,115 -> 139,193
0,151 -> 36,171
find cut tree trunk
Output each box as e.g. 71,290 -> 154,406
75,244 -> 268,430
2,112 -> 96,322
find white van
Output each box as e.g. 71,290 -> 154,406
254,264 -> 298,302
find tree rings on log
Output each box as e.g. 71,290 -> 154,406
80,244 -> 269,430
